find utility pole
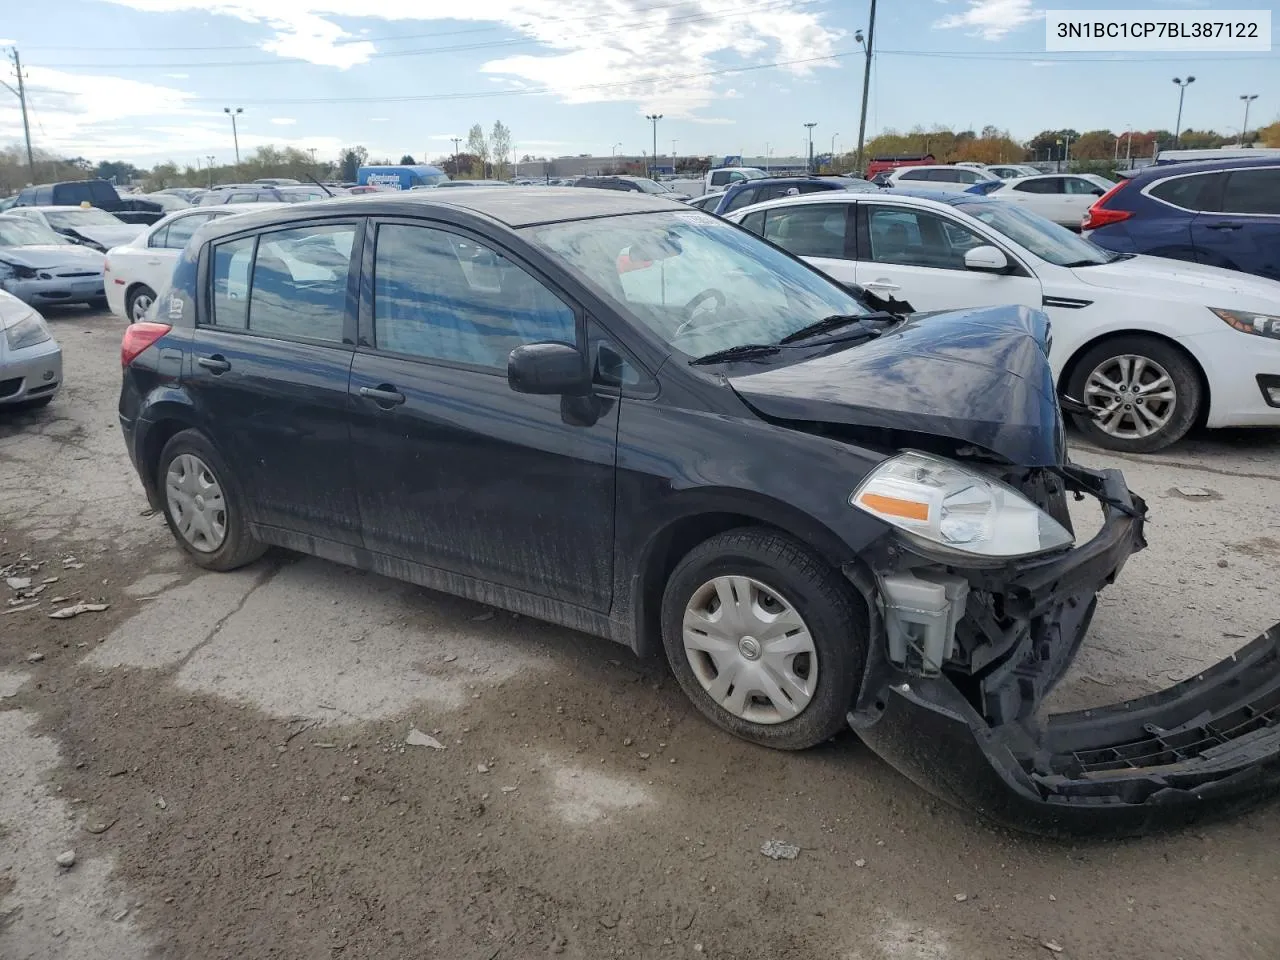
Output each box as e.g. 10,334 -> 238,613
206,155 -> 215,188
804,122 -> 817,174
451,136 -> 462,176
3,48 -> 36,181
224,107 -> 243,164
671,139 -> 678,175
1172,76 -> 1195,148
1240,94 -> 1259,144
854,0 -> 878,177
645,114 -> 662,177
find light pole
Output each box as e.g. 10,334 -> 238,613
853,0 -> 878,176
1240,94 -> 1259,144
206,154 -> 215,189
223,107 -> 243,165
804,122 -> 817,174
451,136 -> 462,176
671,139 -> 678,175
1172,76 -> 1195,148
645,114 -> 662,177
830,132 -> 839,168
764,142 -> 771,173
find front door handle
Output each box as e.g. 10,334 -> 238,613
196,354 -> 231,374
1205,222 -> 1242,231
358,384 -> 406,408
146,258 -> 163,265
864,279 -> 902,292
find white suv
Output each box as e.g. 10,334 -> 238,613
884,164 -> 997,193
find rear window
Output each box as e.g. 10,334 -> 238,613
1221,168 -> 1280,215
1148,172 -> 1223,212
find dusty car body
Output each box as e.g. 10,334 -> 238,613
0,289 -> 62,408
0,214 -> 107,307
116,189 -> 1279,835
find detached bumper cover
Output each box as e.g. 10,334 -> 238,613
848,466 -> 1280,836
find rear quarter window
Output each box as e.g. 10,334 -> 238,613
1148,172 -> 1224,212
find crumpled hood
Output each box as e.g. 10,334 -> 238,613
0,243 -> 105,272
1070,254 -> 1280,305
63,223 -> 146,248
728,304 -> 1065,467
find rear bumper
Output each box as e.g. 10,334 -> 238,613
847,466 -> 1280,836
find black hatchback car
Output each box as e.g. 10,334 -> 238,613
118,189 -> 1280,835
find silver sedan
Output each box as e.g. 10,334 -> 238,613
0,289 -> 62,409
0,215 -> 107,308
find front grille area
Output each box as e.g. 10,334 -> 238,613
0,377 -> 22,398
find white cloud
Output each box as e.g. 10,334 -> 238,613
165,72 -> 189,79
369,117 -> 389,122
98,0 -> 843,116
270,117 -> 297,125
934,0 -> 1039,40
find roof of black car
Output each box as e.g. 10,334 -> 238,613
204,187 -> 682,233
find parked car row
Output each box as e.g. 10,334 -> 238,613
111,187 -> 1280,834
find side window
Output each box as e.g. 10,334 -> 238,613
738,210 -> 766,235
148,225 -> 170,249
1221,168 -> 1280,215
796,182 -> 832,194
1064,177 -> 1102,195
898,169 -> 930,182
247,224 -> 354,342
1149,172 -> 1224,211
56,183 -> 92,205
709,172 -> 730,187
927,169 -> 960,183
210,235 -> 256,329
1014,178 -> 1056,194
866,207 -> 985,270
163,213 -> 215,250
762,204 -> 849,259
723,187 -> 760,213
954,170 -> 981,183
35,186 -> 53,204
228,193 -> 260,203
372,223 -> 576,370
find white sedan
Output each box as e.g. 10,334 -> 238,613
981,173 -> 1115,228
104,203 -> 281,322
727,190 -> 1280,452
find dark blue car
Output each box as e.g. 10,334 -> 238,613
694,176 -> 878,216
1083,157 -> 1280,282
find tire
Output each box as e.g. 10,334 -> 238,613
660,528 -> 867,751
1066,336 -> 1202,453
156,428 -> 266,571
125,285 -> 156,324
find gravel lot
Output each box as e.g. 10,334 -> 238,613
2,306 -> 1278,960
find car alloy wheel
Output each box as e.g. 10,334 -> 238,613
681,575 -> 817,724
1083,354 -> 1177,441
128,287 -> 156,324
164,452 -> 227,552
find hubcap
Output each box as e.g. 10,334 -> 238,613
165,453 -> 227,552
1082,354 -> 1177,440
682,576 -> 817,725
131,292 -> 154,322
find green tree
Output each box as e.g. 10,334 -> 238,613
96,160 -> 140,184
466,124 -> 489,177
339,146 -> 369,181
489,121 -> 512,179
1073,130 -> 1116,161
400,154 -> 416,164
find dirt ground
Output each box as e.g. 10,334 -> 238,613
2,306 -> 1279,960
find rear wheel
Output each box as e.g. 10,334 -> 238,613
126,285 -> 156,324
660,528 -> 867,750
1067,336 -> 1201,453
157,429 -> 265,571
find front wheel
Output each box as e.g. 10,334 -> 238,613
660,528 -> 867,750
1067,336 -> 1202,453
157,429 -> 266,571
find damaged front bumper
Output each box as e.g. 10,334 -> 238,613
846,465 -> 1280,836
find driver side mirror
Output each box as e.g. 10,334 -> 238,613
963,245 -> 1009,273
508,342 -> 591,396
1091,187 -> 1107,196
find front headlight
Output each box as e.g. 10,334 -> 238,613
1210,307 -> 1280,340
851,451 -> 1074,560
2,311 -> 52,350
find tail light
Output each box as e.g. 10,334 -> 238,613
121,321 -> 171,367
1081,179 -> 1133,231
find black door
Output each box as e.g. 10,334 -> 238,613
347,219 -> 618,611
187,220 -> 363,544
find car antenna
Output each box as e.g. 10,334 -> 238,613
305,174 -> 335,197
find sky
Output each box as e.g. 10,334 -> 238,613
1,0 -> 1277,167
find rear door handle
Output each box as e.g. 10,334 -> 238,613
358,384 -> 406,407
196,354 -> 231,374
146,258 -> 163,265
864,280 -> 901,292
1205,222 -> 1242,231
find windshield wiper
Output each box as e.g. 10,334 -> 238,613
777,311 -> 899,345
689,343 -> 781,365
1059,258 -> 1109,268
